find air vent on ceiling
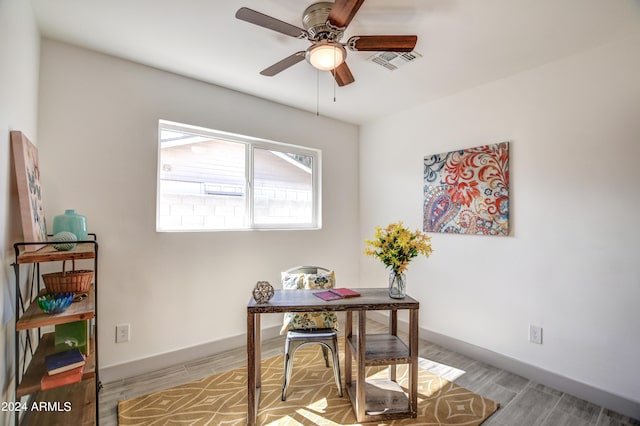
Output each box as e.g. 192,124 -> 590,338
368,51 -> 422,71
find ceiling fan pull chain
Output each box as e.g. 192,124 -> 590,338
316,69 -> 320,116
333,48 -> 337,103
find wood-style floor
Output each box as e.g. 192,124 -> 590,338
99,318 -> 639,425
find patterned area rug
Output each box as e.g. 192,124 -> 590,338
118,346 -> 498,425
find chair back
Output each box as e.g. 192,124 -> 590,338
283,265 -> 330,276
280,265 -> 338,333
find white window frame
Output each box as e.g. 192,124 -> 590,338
157,120 -> 322,231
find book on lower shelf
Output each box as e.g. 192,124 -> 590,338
40,366 -> 84,390
44,348 -> 86,376
313,288 -> 361,301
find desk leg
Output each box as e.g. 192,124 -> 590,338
389,309 -> 398,382
409,308 -> 418,417
345,311 -> 352,389
247,312 -> 261,426
356,310 -> 367,421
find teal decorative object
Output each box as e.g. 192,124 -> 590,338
52,231 -> 78,251
37,293 -> 74,314
52,209 -> 88,241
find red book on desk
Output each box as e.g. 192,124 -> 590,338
313,288 -> 360,301
330,288 -> 360,298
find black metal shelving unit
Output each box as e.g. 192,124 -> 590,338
12,234 -> 100,425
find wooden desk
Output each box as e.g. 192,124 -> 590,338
247,288 -> 419,425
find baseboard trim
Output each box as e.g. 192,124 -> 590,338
101,314 -> 639,420
367,311 -> 640,420
100,325 -> 282,384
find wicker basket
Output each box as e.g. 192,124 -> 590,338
42,259 -> 93,293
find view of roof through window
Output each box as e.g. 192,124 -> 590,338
157,124 -> 319,231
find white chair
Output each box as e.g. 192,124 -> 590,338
280,266 -> 343,401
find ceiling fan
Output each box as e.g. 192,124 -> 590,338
235,0 -> 418,86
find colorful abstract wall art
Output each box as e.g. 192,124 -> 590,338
423,142 -> 509,236
11,131 -> 47,251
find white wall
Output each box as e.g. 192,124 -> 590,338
0,0 -> 40,424
37,40 -> 359,369
360,33 -> 640,404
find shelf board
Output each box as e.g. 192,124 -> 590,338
347,334 -> 411,366
17,333 -> 95,398
346,378 -> 411,421
19,379 -> 96,426
16,243 -> 96,264
17,288 -> 94,331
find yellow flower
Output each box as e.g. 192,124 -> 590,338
364,222 -> 432,274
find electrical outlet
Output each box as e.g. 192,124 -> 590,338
116,324 -> 130,343
529,324 -> 542,344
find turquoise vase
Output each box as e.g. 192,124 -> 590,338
52,209 -> 88,241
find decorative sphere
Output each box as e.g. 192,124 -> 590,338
52,231 -> 78,251
253,281 -> 275,303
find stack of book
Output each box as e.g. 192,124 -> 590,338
41,348 -> 86,390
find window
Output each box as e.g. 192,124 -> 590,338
157,120 -> 321,231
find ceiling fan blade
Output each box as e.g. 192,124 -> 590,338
327,0 -> 366,29
331,62 -> 355,87
260,51 -> 306,76
347,35 -> 417,52
236,7 -> 308,39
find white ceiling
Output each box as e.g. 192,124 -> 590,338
30,0 -> 640,125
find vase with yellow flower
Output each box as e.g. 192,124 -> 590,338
364,222 -> 433,299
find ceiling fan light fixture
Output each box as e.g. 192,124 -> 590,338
306,41 -> 346,71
